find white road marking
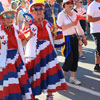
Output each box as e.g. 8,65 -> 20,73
84,75 -> 100,81
67,82 -> 100,97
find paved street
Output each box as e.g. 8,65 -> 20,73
36,35 -> 100,100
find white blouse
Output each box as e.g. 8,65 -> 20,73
57,10 -> 84,36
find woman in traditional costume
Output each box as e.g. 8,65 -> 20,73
21,1 -> 68,100
0,4 -> 34,100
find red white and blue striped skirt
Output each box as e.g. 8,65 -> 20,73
0,49 -> 34,100
25,40 -> 68,96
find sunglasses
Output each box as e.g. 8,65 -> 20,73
32,6 -> 44,11
78,1 -> 83,3
65,2 -> 73,5
3,13 -> 15,19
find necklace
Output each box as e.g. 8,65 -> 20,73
65,10 -> 73,16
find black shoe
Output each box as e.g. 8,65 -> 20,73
94,66 -> 100,72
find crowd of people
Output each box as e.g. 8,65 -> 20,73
0,0 -> 100,100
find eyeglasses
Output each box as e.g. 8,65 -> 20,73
65,2 -> 73,5
3,13 -> 15,19
32,6 -> 44,11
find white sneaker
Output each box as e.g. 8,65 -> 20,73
69,77 -> 82,85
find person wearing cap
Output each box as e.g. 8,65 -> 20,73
16,0 -> 28,30
57,0 -> 87,85
0,5 -> 34,100
23,1 -> 68,100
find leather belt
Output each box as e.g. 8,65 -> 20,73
70,34 -> 77,37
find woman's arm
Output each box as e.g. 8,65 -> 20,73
61,20 -> 78,31
82,34 -> 87,46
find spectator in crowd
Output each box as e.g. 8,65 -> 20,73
87,0 -> 94,7
11,1 -> 18,10
44,0 -> 62,24
87,0 -> 94,34
87,0 -> 100,72
0,0 -> 10,10
16,0 -> 28,30
10,1 -> 19,25
74,0 -> 86,32
74,0 -> 87,59
57,0 -> 87,85
21,1 -> 68,100
0,1 -> 4,24
0,2 -> 4,13
44,0 -> 62,38
82,0 -> 87,10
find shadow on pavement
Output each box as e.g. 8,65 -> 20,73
79,47 -> 95,64
57,66 -> 100,100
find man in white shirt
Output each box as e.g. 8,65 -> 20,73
87,0 -> 100,72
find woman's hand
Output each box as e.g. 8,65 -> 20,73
83,38 -> 87,46
82,35 -> 87,46
24,20 -> 30,29
72,20 -> 78,26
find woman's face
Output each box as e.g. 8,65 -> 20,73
64,1 -> 73,11
49,0 -> 55,5
12,3 -> 17,9
31,5 -> 44,21
75,0 -> 83,8
20,0 -> 27,7
3,13 -> 15,26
